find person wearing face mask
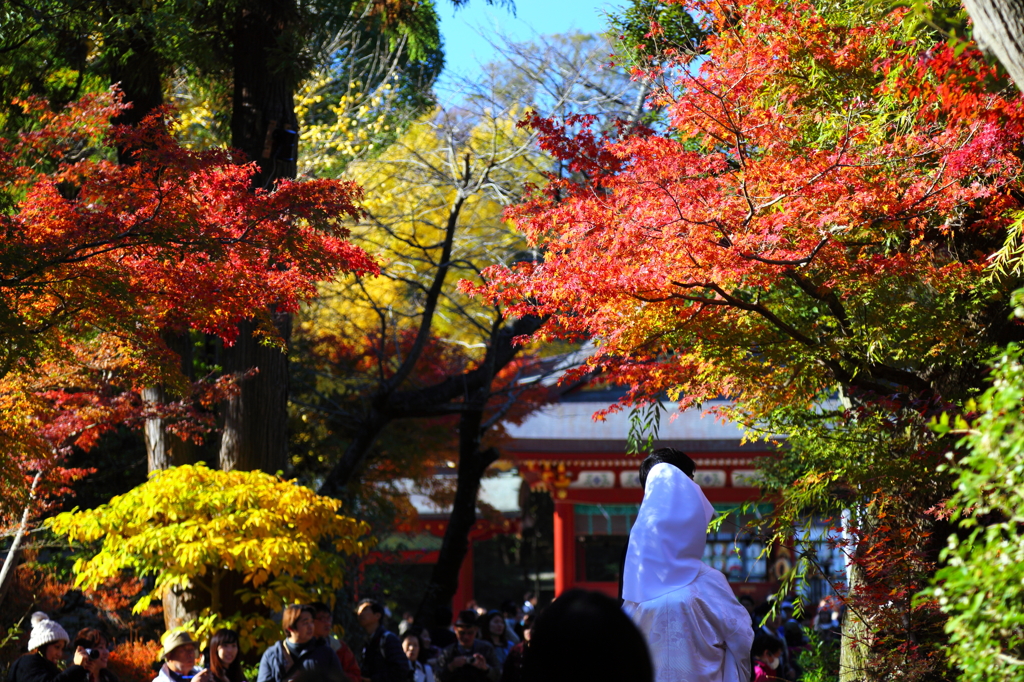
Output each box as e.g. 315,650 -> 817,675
751,634 -> 784,681
257,605 -> 342,682
8,613 -> 98,682
620,452 -> 754,682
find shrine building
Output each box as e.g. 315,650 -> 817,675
371,388 -> 845,612
501,387 -> 777,602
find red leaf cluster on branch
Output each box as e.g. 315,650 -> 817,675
0,89 -> 378,523
477,0 -> 1024,412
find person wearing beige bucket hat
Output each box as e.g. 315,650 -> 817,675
153,631 -> 211,682
6,612 -> 99,682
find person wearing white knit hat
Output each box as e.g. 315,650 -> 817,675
7,612 -> 98,682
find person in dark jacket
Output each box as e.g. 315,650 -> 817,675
522,590 -> 652,682
257,605 -> 342,682
498,613 -> 532,682
434,611 -> 499,682
309,602 -> 360,682
356,600 -> 410,682
7,612 -> 98,682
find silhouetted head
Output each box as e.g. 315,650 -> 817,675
639,448 -> 696,489
522,589 -> 653,682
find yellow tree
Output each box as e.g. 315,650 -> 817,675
292,32 -> 641,623
49,464 -> 371,650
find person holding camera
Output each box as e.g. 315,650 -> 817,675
7,613 -> 99,682
434,611 -> 498,682
72,628 -> 117,682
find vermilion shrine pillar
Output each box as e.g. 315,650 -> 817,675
553,500 -> 576,595
451,542 -> 475,613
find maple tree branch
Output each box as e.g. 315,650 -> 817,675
815,358 -> 910,397
856,360 -> 933,395
380,190 -> 466,395
741,238 -> 829,267
785,268 -> 852,337
317,313 -> 546,496
669,279 -> 819,348
666,278 -> 931,395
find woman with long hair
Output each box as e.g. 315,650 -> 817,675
479,610 -> 513,673
206,630 -> 244,682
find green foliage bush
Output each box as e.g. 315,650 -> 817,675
929,343 -> 1024,680
798,630 -> 840,682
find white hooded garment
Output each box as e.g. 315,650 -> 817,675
622,463 -> 753,682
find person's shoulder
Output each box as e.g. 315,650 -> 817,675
692,564 -> 741,594
152,666 -> 172,682
8,654 -> 32,680
473,640 -> 495,653
259,641 -> 285,661
13,655 -> 52,671
313,642 -> 338,658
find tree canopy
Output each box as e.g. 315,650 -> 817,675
474,0 -> 1024,677
0,91 -> 376,524
48,463 -> 371,651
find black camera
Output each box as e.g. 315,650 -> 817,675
84,649 -> 100,660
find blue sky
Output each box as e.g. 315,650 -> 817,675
437,0 -> 626,82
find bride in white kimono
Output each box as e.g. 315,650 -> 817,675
621,458 -> 754,682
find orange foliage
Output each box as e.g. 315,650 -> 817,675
0,560 -> 75,660
84,574 -> 163,641
108,640 -> 162,682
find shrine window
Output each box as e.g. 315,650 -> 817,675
572,502 -> 781,585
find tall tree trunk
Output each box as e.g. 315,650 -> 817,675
231,0 -> 299,187
0,472 -> 41,612
839,506 -> 870,682
145,331 -> 199,471
219,314 -> 292,472
963,0 -> 1024,91
103,25 -> 185,474
106,27 -> 164,162
220,0 -> 299,473
840,560 -> 871,682
416,392 -> 499,626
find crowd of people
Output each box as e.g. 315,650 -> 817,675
5,575 -> 835,682
7,449 -> 842,682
